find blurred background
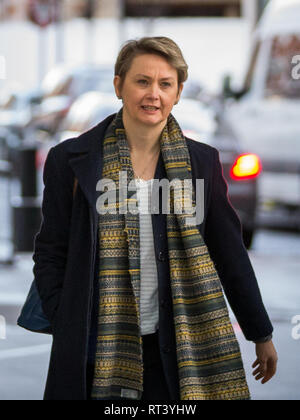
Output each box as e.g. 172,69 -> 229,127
0,0 -> 299,400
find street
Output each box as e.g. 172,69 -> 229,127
0,228 -> 299,400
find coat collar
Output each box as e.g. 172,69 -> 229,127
67,114 -> 115,213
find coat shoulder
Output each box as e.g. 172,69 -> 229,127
185,137 -> 218,177
185,136 -> 218,159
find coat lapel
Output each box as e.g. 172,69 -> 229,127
67,114 -> 116,224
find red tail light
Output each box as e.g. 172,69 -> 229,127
230,154 -> 262,180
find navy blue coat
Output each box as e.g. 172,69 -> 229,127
33,113 -> 273,400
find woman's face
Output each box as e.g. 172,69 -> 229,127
114,53 -> 183,129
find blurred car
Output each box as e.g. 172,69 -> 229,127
56,91 -> 120,143
172,98 -> 262,249
181,78 -> 203,100
222,0 -> 300,229
0,87 -> 42,160
30,63 -> 115,135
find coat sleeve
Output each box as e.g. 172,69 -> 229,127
204,147 -> 273,341
33,146 -> 73,326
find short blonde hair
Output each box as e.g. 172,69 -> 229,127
115,36 -> 188,90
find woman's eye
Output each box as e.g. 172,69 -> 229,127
161,82 -> 171,88
138,79 -> 148,85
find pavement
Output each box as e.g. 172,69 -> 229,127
0,229 -> 300,400
0,252 -> 52,401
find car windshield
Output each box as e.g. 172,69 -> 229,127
265,34 -> 300,99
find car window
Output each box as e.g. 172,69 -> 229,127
265,34 -> 300,99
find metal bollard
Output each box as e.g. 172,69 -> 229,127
11,144 -> 42,253
0,159 -> 14,265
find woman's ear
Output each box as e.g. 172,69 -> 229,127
175,83 -> 184,105
114,75 -> 122,99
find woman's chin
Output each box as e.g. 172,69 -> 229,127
137,113 -> 164,127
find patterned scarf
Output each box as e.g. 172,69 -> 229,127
91,108 -> 250,400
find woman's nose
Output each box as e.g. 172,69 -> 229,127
147,83 -> 160,98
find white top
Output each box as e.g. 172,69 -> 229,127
136,178 -> 159,336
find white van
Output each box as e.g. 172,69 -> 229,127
223,0 -> 300,228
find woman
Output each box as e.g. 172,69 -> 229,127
33,37 -> 277,401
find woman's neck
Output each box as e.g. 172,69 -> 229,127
122,110 -> 165,155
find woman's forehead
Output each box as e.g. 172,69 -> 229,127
128,54 -> 177,76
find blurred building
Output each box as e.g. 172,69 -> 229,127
0,0 -> 270,21
0,0 -> 121,21
73,0 -> 270,19
125,0 -> 240,17
0,0 -> 27,20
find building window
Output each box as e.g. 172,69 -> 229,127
124,0 -> 241,18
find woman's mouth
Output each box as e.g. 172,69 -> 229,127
141,105 -> 160,113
